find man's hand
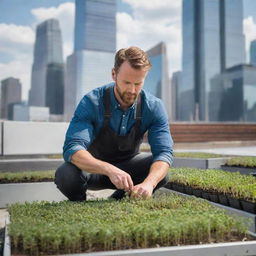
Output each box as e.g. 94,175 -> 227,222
130,181 -> 154,199
108,168 -> 134,192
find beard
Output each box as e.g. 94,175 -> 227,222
115,82 -> 138,106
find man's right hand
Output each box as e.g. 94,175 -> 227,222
71,150 -> 134,192
107,168 -> 134,192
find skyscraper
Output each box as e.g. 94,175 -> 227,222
171,71 -> 182,121
0,77 -> 22,120
29,19 -> 64,114
65,0 -> 116,121
46,63 -> 64,114
180,0 -> 245,121
250,40 -> 256,66
145,42 -> 172,120
209,64 -> 256,121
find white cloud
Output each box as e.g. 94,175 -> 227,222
243,16 -> 256,62
117,0 -> 182,74
0,24 -> 34,100
0,23 -> 34,60
31,2 -> 75,58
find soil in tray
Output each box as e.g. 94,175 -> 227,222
241,200 -> 256,214
184,186 -> 193,195
228,197 -> 242,210
172,183 -> 186,193
0,228 -> 4,256
192,188 -> 203,198
219,194 -> 230,206
209,192 -> 219,203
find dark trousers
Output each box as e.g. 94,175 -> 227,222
55,152 -> 169,201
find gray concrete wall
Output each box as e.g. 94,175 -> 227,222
0,122 -> 2,155
2,121 -> 69,155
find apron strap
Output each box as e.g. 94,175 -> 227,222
104,87 -> 111,120
103,86 -> 142,128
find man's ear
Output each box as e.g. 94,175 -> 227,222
112,68 -> 116,81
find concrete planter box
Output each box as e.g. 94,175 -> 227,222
221,165 -> 256,176
173,157 -> 230,169
3,213 -> 256,256
0,158 -> 63,172
0,182 -> 66,208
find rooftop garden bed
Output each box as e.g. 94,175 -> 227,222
174,152 -> 225,159
167,168 -> 256,213
225,157 -> 256,168
0,170 -> 54,184
7,195 -> 251,255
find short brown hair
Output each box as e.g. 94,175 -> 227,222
114,46 -> 152,72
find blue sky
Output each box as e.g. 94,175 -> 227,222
0,0 -> 255,100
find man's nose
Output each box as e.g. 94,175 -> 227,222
128,84 -> 136,93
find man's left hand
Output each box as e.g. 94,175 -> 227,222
130,182 -> 154,199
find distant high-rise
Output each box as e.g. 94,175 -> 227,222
250,40 -> 256,66
0,77 -> 22,120
145,42 -> 171,120
65,0 -> 116,121
209,64 -> 256,122
46,63 -> 64,114
180,0 -> 245,121
171,71 -> 182,121
29,19 -> 64,114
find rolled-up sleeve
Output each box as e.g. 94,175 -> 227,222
147,100 -> 174,166
63,96 -> 95,162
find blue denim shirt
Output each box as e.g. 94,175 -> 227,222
63,82 -> 174,166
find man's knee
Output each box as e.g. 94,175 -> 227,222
55,162 -> 87,201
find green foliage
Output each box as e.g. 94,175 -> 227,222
174,152 -> 224,159
0,170 -> 55,183
8,195 -> 248,255
226,157 -> 256,168
169,168 -> 256,202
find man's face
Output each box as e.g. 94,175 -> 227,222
112,61 -> 148,108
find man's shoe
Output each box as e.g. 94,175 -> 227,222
109,189 -> 126,200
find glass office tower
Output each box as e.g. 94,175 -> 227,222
145,42 -> 171,120
29,19 -> 64,110
250,40 -> 256,66
209,64 -> 256,121
1,77 -> 22,119
180,0 -> 245,121
65,0 -> 116,121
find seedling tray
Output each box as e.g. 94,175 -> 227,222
161,188 -> 256,234
3,194 -> 256,256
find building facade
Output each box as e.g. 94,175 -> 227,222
171,71 -> 182,121
29,19 -> 64,115
180,0 -> 245,121
46,63 -> 64,115
250,40 -> 256,66
64,0 -> 116,121
209,64 -> 256,122
0,77 -> 22,120
145,42 -> 172,120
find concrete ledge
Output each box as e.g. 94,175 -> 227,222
0,158 -> 64,172
173,157 -> 229,169
0,182 -> 114,208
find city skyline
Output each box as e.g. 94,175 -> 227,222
0,0 -> 256,101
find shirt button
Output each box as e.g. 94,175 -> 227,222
122,126 -> 125,129
123,114 -> 125,117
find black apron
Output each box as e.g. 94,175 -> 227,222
88,87 -> 144,163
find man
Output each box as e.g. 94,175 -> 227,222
55,46 -> 173,201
